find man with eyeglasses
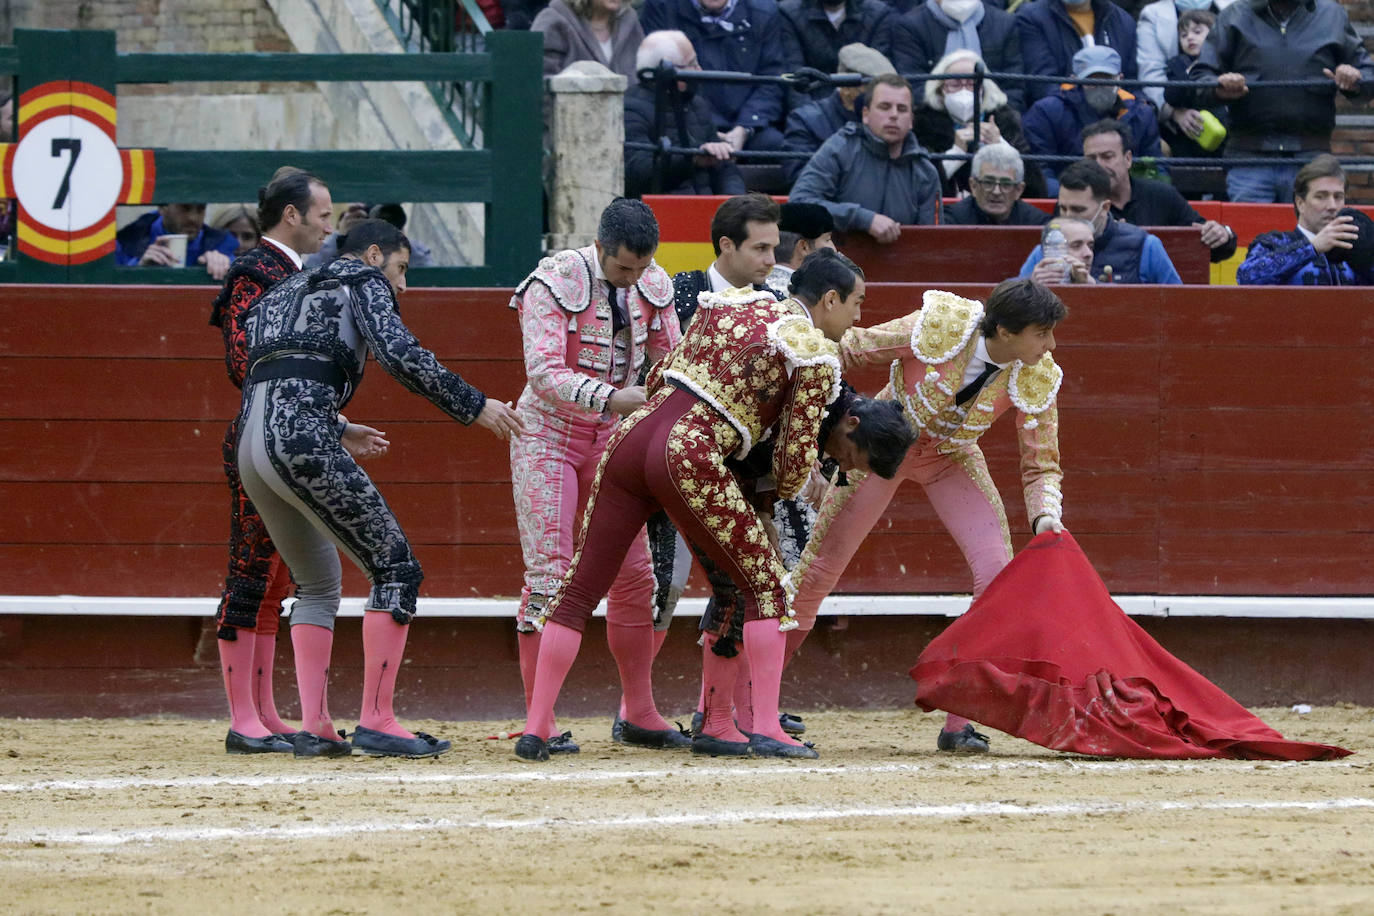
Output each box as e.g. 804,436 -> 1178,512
942,142 -> 1052,227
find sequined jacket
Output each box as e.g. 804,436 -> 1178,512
511,247 -> 679,417
243,257 -> 487,423
1236,229 -> 1374,287
209,241 -> 298,388
647,287 -> 841,500
840,289 -> 1063,523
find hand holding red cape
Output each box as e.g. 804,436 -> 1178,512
911,532 -> 1351,760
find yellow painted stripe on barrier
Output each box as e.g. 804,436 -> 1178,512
654,241 -> 714,276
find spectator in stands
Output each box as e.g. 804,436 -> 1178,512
532,0 -> 643,81
115,203 -> 240,281
640,0 -> 787,154
1159,9 -> 1229,162
766,201 -> 836,296
790,73 -> 942,243
1081,119 -> 1237,262
503,0 -> 551,30
1026,216 -> 1098,284
624,31 -> 747,197
369,204 -> 435,268
1023,46 -> 1160,182
1189,0 -> 1374,204
1019,159 -> 1181,283
914,49 -> 1045,198
0,88 -> 13,258
210,205 -> 261,258
1237,155 -> 1374,286
779,0 -> 894,102
781,43 -> 896,183
942,142 -> 1052,226
1016,0 -> 1137,106
1138,2 -> 1225,137
892,0 -> 1025,112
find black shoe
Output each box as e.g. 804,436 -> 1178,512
748,733 -> 819,759
691,733 -> 752,757
349,726 -> 451,759
225,730 -> 293,754
292,731 -> 352,758
610,716 -> 625,744
689,711 -> 704,737
618,719 -> 692,750
546,731 -> 580,754
514,734 -> 549,762
937,724 -> 991,753
779,713 -> 806,736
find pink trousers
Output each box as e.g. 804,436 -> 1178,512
790,444 -> 1014,630
510,404 -> 654,630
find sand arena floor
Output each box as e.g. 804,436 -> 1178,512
0,707 -> 1371,915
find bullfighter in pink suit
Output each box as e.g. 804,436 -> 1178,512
508,199 -> 685,752
788,279 -> 1068,753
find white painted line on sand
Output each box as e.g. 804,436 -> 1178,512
0,757 -> 1357,795
5,797 -> 1372,847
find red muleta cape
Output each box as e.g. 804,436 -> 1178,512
911,532 -> 1351,760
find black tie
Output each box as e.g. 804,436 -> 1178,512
955,361 -> 1001,406
607,282 -> 627,334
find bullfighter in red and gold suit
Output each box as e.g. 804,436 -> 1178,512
515,250 -> 914,762
508,200 -> 684,753
788,279 -> 1068,753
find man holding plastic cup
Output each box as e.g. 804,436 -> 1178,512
115,202 -> 240,280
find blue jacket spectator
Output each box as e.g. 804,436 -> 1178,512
115,205 -> 239,279
790,75 -> 942,239
1020,215 -> 1180,282
892,0 -> 1025,111
781,41 -> 896,182
779,0 -> 894,100
1016,0 -> 1137,105
1023,46 -> 1160,180
640,0 -> 787,150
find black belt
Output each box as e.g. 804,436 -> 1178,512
248,357 -> 347,393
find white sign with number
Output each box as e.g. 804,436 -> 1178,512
10,113 -> 122,233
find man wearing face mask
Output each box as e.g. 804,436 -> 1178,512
1018,159 -> 1181,284
1023,46 -> 1161,182
781,43 -> 897,183
892,0 -> 1025,112
1016,0 -> 1137,106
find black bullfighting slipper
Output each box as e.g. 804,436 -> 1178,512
618,719 -> 692,750
936,724 -> 990,754
748,734 -> 819,759
349,726 -> 451,759
514,734 -> 549,762
779,713 -> 806,736
689,711 -> 704,737
610,716 -> 625,743
292,730 -> 352,758
690,733 -> 752,757
546,731 -> 580,754
225,730 -> 293,754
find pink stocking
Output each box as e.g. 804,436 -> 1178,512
732,640 -> 754,734
944,713 -> 971,733
291,623 -> 338,740
252,632 -> 295,734
743,619 -> 800,745
607,617 -> 669,731
219,635 -> 270,737
700,635 -> 748,742
358,611 -> 413,738
523,622 -> 583,741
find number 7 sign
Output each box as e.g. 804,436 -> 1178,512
0,81 -> 155,265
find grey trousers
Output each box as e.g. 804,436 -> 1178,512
237,377 -> 423,629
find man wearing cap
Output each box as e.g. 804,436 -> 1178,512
790,73 -> 942,243
1081,119 -> 1237,263
767,202 -> 837,297
782,43 -> 896,183
942,142 -> 1052,227
1022,46 -> 1160,182
1238,155 -> 1374,286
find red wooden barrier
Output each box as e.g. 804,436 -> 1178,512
2,283 -> 1370,601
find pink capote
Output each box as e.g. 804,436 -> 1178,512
911,532 -> 1351,760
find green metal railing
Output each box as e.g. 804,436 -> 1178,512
0,27 -> 542,286
374,0 -> 493,147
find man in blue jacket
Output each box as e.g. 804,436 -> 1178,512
790,73 -> 942,242
1023,46 -> 1160,182
640,0 -> 787,152
1016,0 -> 1137,105
115,202 -> 241,280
